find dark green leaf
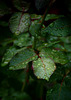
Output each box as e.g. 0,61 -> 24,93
40,48 -> 68,64
13,0 -> 30,12
53,44 -> 65,51
65,0 -> 71,12
0,21 -> 8,27
35,0 -> 50,10
13,33 -> 32,47
60,36 -> 71,43
29,21 -> 41,36
31,14 -> 41,19
43,18 -> 71,36
9,48 -> 38,70
64,43 -> 71,52
9,12 -> 30,35
46,84 -> 71,100
1,47 -> 26,66
45,14 -> 64,21
0,1 -> 11,16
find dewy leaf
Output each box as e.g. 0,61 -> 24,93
9,12 -> 30,35
1,47 -> 18,66
30,14 -> 41,19
33,56 -> 56,81
40,48 -> 68,64
60,36 -> 71,43
9,48 -> 38,70
45,14 -> 64,21
46,84 -> 71,100
1,47 -> 26,66
43,17 -> 71,36
29,21 -> 41,36
13,33 -> 32,47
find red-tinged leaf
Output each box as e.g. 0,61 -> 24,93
33,56 -> 56,81
9,12 -> 30,35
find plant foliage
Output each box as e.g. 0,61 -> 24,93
0,0 -> 71,100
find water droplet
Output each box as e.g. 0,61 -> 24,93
38,64 -> 41,66
4,62 -> 8,64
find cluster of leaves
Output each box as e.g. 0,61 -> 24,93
0,0 -> 71,100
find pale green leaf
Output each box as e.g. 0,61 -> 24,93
9,12 -> 30,35
33,57 -> 56,81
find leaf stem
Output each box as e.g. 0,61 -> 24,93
40,0 -> 56,28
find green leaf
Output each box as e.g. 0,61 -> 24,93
45,14 -> 64,21
30,14 -> 41,19
9,12 -> 30,35
1,47 -> 26,66
9,48 -> 38,70
13,33 -> 32,47
38,41 -> 60,50
53,44 -> 65,51
64,43 -> 71,52
60,36 -> 71,43
40,48 -> 68,64
29,21 -> 41,36
43,18 -> 71,36
13,0 -> 30,12
46,84 -> 71,100
33,56 -> 56,81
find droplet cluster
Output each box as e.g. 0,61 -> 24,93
9,48 -> 38,70
33,56 -> 56,81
